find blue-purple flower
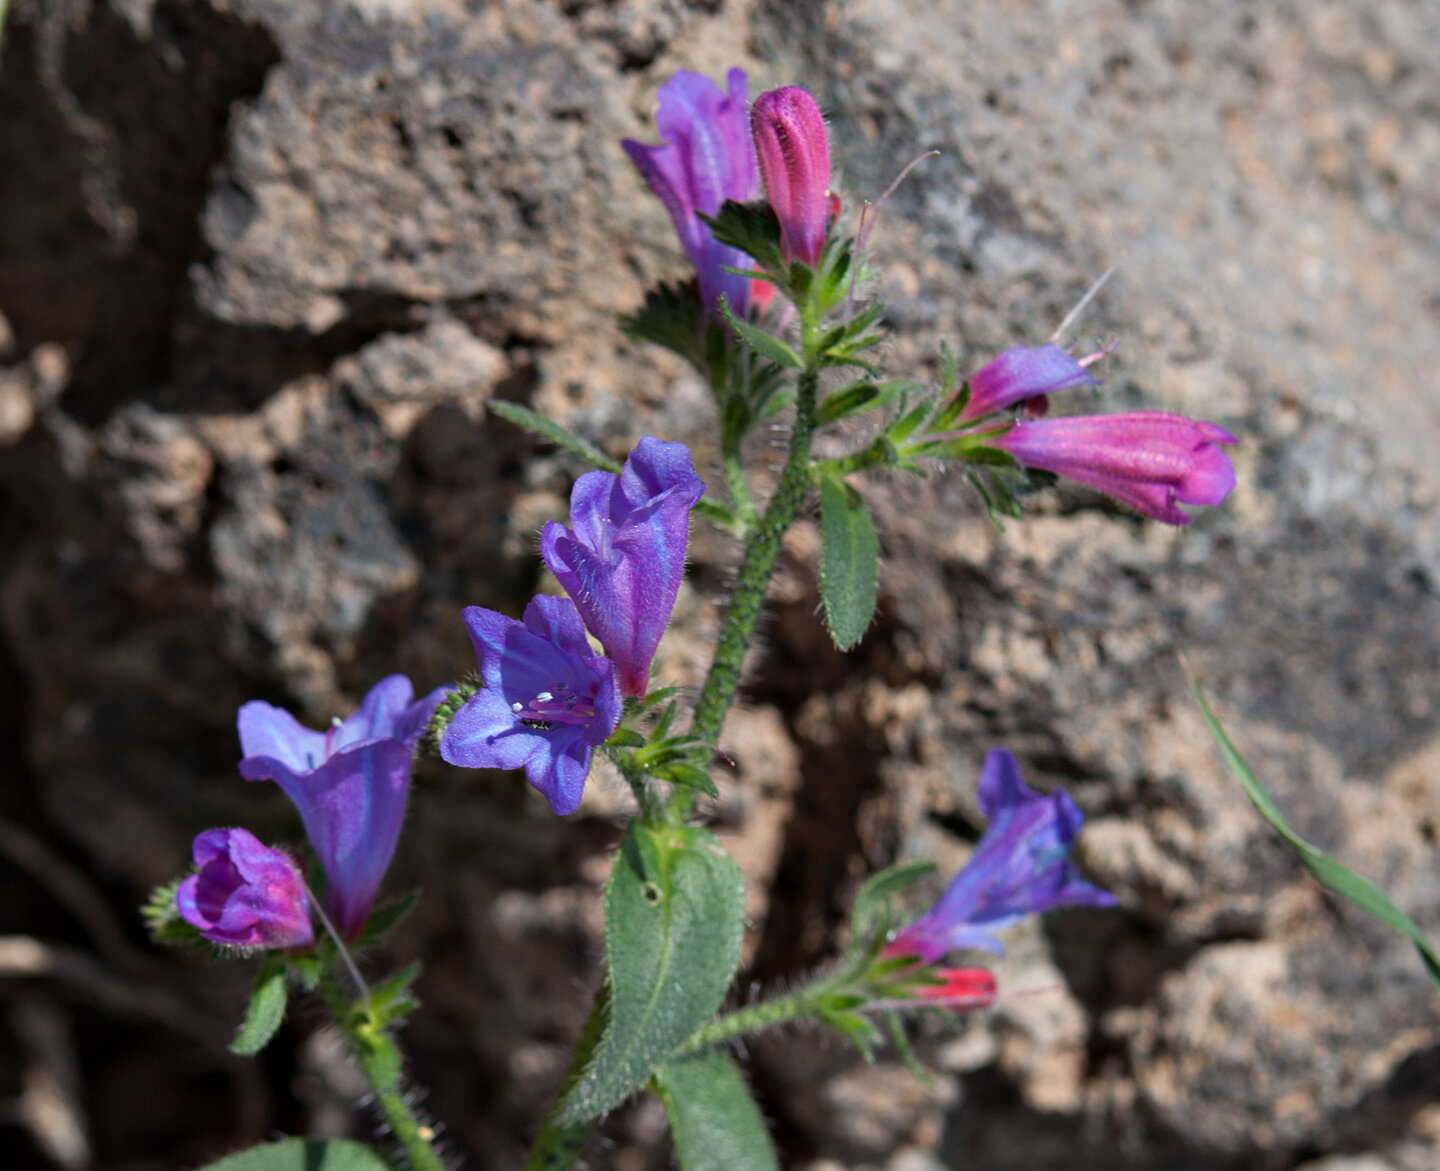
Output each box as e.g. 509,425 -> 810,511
541,437 -> 705,698
958,343 -> 1098,422
439,594 -> 622,816
886,749 -> 1116,963
176,827 -> 314,949
623,68 -> 760,317
237,675 -> 446,938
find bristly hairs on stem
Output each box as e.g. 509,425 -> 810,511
848,150 -> 941,318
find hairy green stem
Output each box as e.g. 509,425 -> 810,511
687,365 -> 820,755
721,439 -> 759,536
672,985 -> 821,1058
352,1033 -> 447,1171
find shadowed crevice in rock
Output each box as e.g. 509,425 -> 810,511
0,0 -> 280,424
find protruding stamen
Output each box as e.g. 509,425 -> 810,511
1049,262 -> 1119,346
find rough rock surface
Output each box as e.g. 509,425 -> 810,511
2,0 -> 1439,1168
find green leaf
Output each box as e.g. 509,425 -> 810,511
560,823 -> 746,1122
818,475 -> 879,651
849,859 -> 938,949
657,763 -> 720,799
352,890 -> 420,949
693,497 -> 737,528
606,727 -> 647,749
365,963 -> 421,1029
702,200 -> 784,273
1188,671 -> 1440,989
717,297 -> 802,370
654,1051 -> 778,1171
142,877 -> 205,948
486,401 -> 623,473
229,957 -> 289,1056
883,1010 -> 934,1086
620,280 -> 707,367
817,379 -> 924,427
197,1138 -> 393,1171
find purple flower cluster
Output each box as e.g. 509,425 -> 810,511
887,749 -> 1115,964
624,69 -> 836,314
177,676 -> 446,947
949,343 -> 1237,524
440,438 -> 705,815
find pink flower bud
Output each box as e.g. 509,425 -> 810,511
751,86 -> 832,267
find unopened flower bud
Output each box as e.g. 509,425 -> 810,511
751,86 -> 832,267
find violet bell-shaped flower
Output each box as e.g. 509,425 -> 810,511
959,343 -> 1099,422
991,411 -> 1237,526
622,68 -> 760,317
541,437 -> 705,698
886,749 -> 1115,963
751,85 -> 832,268
237,675 -> 446,938
176,827 -> 314,949
439,594 -> 622,816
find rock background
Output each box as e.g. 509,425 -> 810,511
2,0 -> 1439,1168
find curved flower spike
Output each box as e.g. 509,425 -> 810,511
622,68 -> 759,317
440,594 -> 622,816
887,749 -> 1115,963
176,828 -> 314,949
541,437 -> 705,698
991,411 -> 1237,525
751,85 -> 832,268
237,675 -> 447,938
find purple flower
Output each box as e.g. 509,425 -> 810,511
237,676 -> 446,938
176,828 -> 314,949
886,750 -> 1115,963
959,343 -> 1098,422
541,437 -> 705,698
751,85 -> 832,268
623,68 -> 760,317
439,594 -> 622,816
990,411 -> 1238,526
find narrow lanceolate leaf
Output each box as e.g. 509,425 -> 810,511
486,400 -> 623,473
1188,671 -> 1440,989
559,823 -> 746,1123
654,1051 -> 778,1171
818,475 -> 879,651
716,297 -> 802,370
817,379 -> 923,427
229,957 -> 288,1056
197,1138 -> 393,1171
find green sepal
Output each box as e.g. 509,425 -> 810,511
939,339 -> 958,398
426,679 -> 479,752
815,1005 -> 881,1061
717,296 -> 802,370
818,475 -> 880,651
654,1051 -> 779,1171
229,955 -> 289,1056
351,890 -> 420,949
486,400 -> 623,473
195,1138 -> 393,1171
606,727 -> 647,749
289,952 -> 324,991
817,379 -> 924,427
364,963 -> 421,1029
694,497 -> 738,528
886,399 -> 935,445
883,1010 -> 933,1086
559,823 -> 746,1123
659,763 -> 720,799
1188,672 -> 1440,989
848,859 -> 937,951
143,877 -> 205,948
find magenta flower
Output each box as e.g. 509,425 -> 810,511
439,595 -> 622,816
541,437 -> 705,698
623,68 -> 760,317
751,85 -> 832,268
886,750 -> 1115,963
237,676 -> 446,938
176,828 -> 314,949
991,411 -> 1237,526
959,343 -> 1098,422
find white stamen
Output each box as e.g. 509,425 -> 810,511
511,702 -> 524,713
536,691 -> 554,703
1049,262 -> 1120,346
330,716 -> 344,728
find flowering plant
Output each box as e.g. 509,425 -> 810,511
145,65 -> 1256,1171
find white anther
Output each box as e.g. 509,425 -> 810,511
536,691 -> 554,703
511,702 -> 524,713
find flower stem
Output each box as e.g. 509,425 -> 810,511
523,985 -> 611,1171
686,363 -> 820,760
351,1029 -> 447,1171
671,984 -> 821,1057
